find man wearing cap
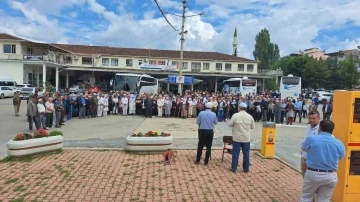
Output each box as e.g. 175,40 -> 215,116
228,102 -> 255,173
195,102 -> 218,165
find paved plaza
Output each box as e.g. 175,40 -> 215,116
0,98 -> 312,201
0,150 -> 302,202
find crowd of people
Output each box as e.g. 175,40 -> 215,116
12,88 -> 334,131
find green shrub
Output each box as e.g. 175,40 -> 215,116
137,132 -> 143,137
49,130 -> 63,137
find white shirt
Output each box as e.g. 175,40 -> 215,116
121,97 -> 128,104
228,111 -> 255,142
157,98 -> 164,107
301,124 -> 319,159
37,103 -> 46,113
45,102 -> 54,113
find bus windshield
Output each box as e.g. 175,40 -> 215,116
282,77 -> 300,85
242,80 -> 256,86
114,75 -> 138,93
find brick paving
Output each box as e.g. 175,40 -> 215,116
0,150 -> 302,202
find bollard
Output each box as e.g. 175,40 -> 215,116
261,122 -> 276,158
331,90 -> 360,202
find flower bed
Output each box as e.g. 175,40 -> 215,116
125,131 -> 173,152
7,130 -> 64,157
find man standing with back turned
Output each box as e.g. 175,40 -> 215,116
228,103 -> 255,173
300,120 -> 345,202
195,102 -> 217,165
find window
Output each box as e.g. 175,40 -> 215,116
102,58 -> 110,66
247,64 -> 254,72
65,56 -> 72,64
216,63 -> 222,71
27,47 -> 33,55
0,81 -> 15,86
282,77 -> 300,85
242,80 -> 256,86
126,59 -> 133,67
149,60 -> 157,65
191,62 -> 201,68
203,63 -> 210,70
82,57 -> 93,65
172,61 -> 178,67
158,60 -> 166,65
111,58 -> 118,66
237,64 -> 245,71
225,63 -> 232,71
3,44 -> 16,54
182,62 -> 188,69
139,60 -> 143,65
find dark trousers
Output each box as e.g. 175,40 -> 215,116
46,113 -> 53,127
267,110 -> 274,122
302,110 -> 307,118
280,111 -> 286,124
86,108 -> 91,118
60,110 -> 65,124
145,106 -> 152,118
196,129 -> 214,163
294,110 -> 302,122
274,112 -> 281,123
262,110 -> 267,121
79,106 -> 85,118
55,111 -> 62,127
323,113 -> 331,120
91,105 -> 97,117
231,141 -> 250,172
28,116 -> 39,131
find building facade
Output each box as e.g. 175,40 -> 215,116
0,33 -> 277,92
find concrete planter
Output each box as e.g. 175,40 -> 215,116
125,135 -> 173,152
7,136 -> 63,157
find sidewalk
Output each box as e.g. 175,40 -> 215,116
0,149 -> 302,202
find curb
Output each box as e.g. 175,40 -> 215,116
275,124 -> 307,128
254,151 -> 301,173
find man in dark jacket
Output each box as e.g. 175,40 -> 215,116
144,94 -> 153,118
322,100 -> 332,120
26,95 -> 39,131
76,93 -> 86,119
260,98 -> 269,121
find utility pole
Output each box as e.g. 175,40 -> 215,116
178,0 -> 187,95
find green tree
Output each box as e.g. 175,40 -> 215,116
301,57 -> 331,89
338,57 -> 360,89
325,58 -> 342,89
253,28 -> 280,69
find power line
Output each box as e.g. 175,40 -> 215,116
153,0 -> 179,31
140,30 -> 178,47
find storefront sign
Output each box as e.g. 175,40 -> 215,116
139,64 -> 177,71
23,55 -> 43,61
168,75 -> 194,84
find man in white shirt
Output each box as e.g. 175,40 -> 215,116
37,98 -> 47,129
301,110 -> 320,177
228,103 -> 255,173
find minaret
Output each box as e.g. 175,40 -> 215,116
232,27 -> 237,56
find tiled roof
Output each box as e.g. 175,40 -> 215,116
0,33 -> 25,40
52,44 -> 257,63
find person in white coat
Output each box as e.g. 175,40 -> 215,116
157,95 -> 164,117
121,94 -> 129,116
103,94 -> 109,116
188,98 -> 193,118
129,94 -> 136,115
97,95 -> 105,117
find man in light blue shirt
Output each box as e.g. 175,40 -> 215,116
300,120 -> 345,202
294,98 -> 303,123
195,102 -> 217,165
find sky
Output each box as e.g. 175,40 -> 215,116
0,0 -> 359,60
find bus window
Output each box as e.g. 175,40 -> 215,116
242,80 -> 256,86
282,77 -> 300,85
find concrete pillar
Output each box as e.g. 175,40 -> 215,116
191,84 -> 194,91
66,71 -> 69,88
167,83 -> 170,93
262,78 -> 265,94
214,77 -> 218,92
55,67 -> 59,92
92,71 -> 94,76
42,63 -> 46,92
36,66 -> 40,87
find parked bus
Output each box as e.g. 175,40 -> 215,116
111,73 -> 158,95
279,74 -> 302,98
0,76 -> 17,91
222,77 -> 257,95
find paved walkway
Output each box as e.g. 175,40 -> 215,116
0,150 -> 302,202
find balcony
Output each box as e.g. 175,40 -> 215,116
257,68 -> 283,76
23,55 -> 71,65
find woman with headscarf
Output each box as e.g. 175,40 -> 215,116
97,95 -> 104,117
181,98 -> 188,119
164,96 -> 172,118
135,94 -> 142,115
229,99 -> 238,119
157,95 -> 164,117
103,94 -> 109,116
129,93 -> 136,115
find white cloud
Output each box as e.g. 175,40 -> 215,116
0,0 -> 359,60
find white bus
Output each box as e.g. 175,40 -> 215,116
222,77 -> 257,95
112,73 -> 158,95
0,76 -> 17,91
279,74 -> 302,98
